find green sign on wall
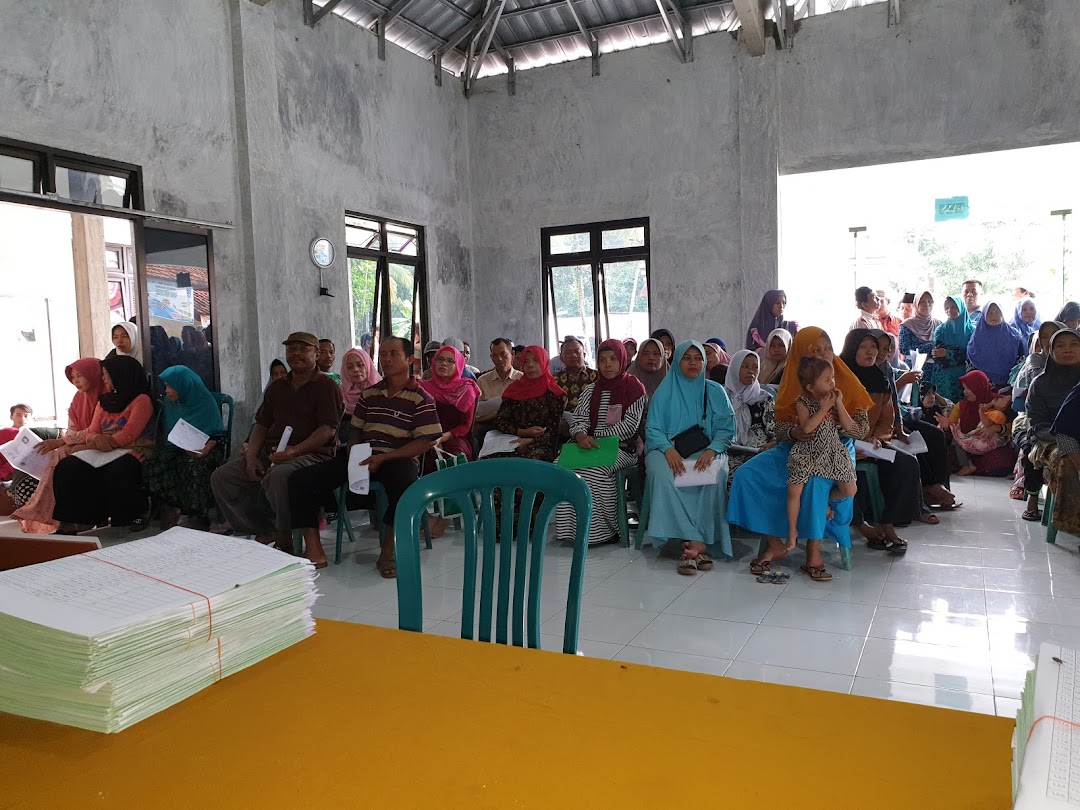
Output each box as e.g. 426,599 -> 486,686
935,196 -> 969,222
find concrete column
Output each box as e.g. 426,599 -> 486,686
70,214 -> 112,359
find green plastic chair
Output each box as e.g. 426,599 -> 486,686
333,482 -> 431,564
854,460 -> 885,523
616,466 -> 642,548
211,392 -> 234,457
393,458 -> 592,655
1043,488 -> 1059,544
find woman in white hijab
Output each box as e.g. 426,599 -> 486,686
722,349 -> 776,485
107,321 -> 143,365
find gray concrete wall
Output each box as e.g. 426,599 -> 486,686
468,35 -> 749,350
0,0 -> 472,427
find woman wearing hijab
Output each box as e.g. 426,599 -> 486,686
642,340 -> 736,575
934,370 -> 1008,476
729,327 -> 873,582
1017,329 -> 1080,521
489,346 -> 567,462
339,347 -> 381,441
756,328 -> 791,386
419,346 -> 480,460
1057,302 -> 1080,330
650,329 -> 676,364
1013,321 -> 1065,411
107,321 -> 143,364
704,340 -> 729,384
1012,297 -> 1042,344
555,339 -> 647,546
967,301 -> 1027,388
9,359 -> 106,532
898,290 -> 940,359
145,365 -> 226,527
723,350 -> 776,484
840,330 -> 923,551
51,355 -> 155,533
745,289 -> 798,351
628,338 -> 668,401
1048,379 -> 1080,537
928,295 -> 973,402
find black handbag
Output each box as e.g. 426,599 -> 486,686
671,390 -> 711,457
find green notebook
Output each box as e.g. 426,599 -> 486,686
557,435 -> 620,469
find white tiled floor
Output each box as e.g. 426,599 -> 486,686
32,474 -> 1076,720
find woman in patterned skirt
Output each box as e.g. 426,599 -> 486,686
555,339 -> 646,546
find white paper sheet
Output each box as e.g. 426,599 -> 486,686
72,449 -> 130,468
0,528 -> 305,637
0,427 -> 49,480
166,418 -> 211,453
886,432 -> 929,457
854,440 -> 897,462
900,352 -> 929,404
347,443 -> 372,495
478,431 -> 520,458
673,457 -> 724,488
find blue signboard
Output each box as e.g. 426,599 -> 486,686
935,196 -> 969,222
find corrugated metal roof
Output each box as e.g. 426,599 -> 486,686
314,0 -> 887,81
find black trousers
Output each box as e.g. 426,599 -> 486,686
53,454 -> 147,526
908,420 -> 951,488
857,452 -> 922,526
288,453 -> 419,529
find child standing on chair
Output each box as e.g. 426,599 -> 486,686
785,357 -> 858,549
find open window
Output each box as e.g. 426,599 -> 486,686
541,218 -> 650,360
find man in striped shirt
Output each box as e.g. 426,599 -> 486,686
288,337 -> 442,576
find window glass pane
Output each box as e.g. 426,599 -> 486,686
550,264 -> 596,359
55,166 -> 129,207
104,248 -> 121,270
0,154 -> 35,192
144,228 -> 216,391
550,232 -> 590,254
388,262 -> 416,340
602,261 -> 650,345
346,216 -> 382,250
349,257 -> 378,355
387,222 -> 419,256
601,226 -> 646,250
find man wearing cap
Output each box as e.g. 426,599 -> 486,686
421,340 -> 442,380
210,332 -> 343,564
899,292 -> 916,321
440,336 -> 477,379
554,336 -> 598,412
850,287 -> 883,331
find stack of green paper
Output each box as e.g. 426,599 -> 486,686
1012,643 -> 1077,808
0,528 -> 317,733
557,435 -> 620,469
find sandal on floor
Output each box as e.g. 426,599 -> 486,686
867,537 -> 891,551
696,553 -> 715,571
376,557 -> 397,579
1022,508 -> 1043,522
916,514 -> 940,525
749,559 -> 770,576
1009,486 -> 1025,501
756,571 -> 791,584
800,564 -> 832,582
677,555 -> 698,576
887,538 -> 908,554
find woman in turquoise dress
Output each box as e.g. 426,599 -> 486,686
642,340 -> 736,575
928,295 -> 973,402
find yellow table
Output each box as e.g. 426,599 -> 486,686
0,620 -> 1013,809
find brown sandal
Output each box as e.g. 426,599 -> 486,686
749,559 -> 770,576
376,557 -> 397,579
800,564 -> 833,582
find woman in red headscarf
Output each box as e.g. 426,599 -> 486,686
487,345 -> 567,462
419,346 -> 481,460
555,338 -> 647,545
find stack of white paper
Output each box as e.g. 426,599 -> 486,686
0,527 -> 317,733
1013,644 -> 1080,808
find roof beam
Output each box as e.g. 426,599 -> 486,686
439,0 -> 500,55
304,0 -> 344,26
653,0 -> 686,62
561,0 -> 599,74
731,0 -> 765,55
467,0 -> 507,90
374,0 -> 419,28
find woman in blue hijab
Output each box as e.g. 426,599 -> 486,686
146,365 -> 226,527
927,295 -> 973,402
642,340 -> 736,574
1012,297 -> 1042,344
966,301 -> 1027,388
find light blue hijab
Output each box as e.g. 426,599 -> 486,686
645,340 -> 736,454
160,365 -> 224,439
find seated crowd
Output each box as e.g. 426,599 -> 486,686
4,280 -> 1080,584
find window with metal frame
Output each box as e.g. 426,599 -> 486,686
346,213 -> 429,368
541,218 -> 650,361
0,137 -> 142,209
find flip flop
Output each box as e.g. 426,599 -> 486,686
376,557 -> 397,579
677,556 -> 698,576
1022,508 -> 1042,522
749,559 -> 770,576
800,564 -> 832,582
696,553 -> 715,571
756,571 -> 791,584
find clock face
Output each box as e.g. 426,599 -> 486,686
311,238 -> 335,268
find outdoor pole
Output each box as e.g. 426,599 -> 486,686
849,226 -> 867,289
1052,210 -> 1072,304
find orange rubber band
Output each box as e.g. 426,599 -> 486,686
1026,713 -> 1080,746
